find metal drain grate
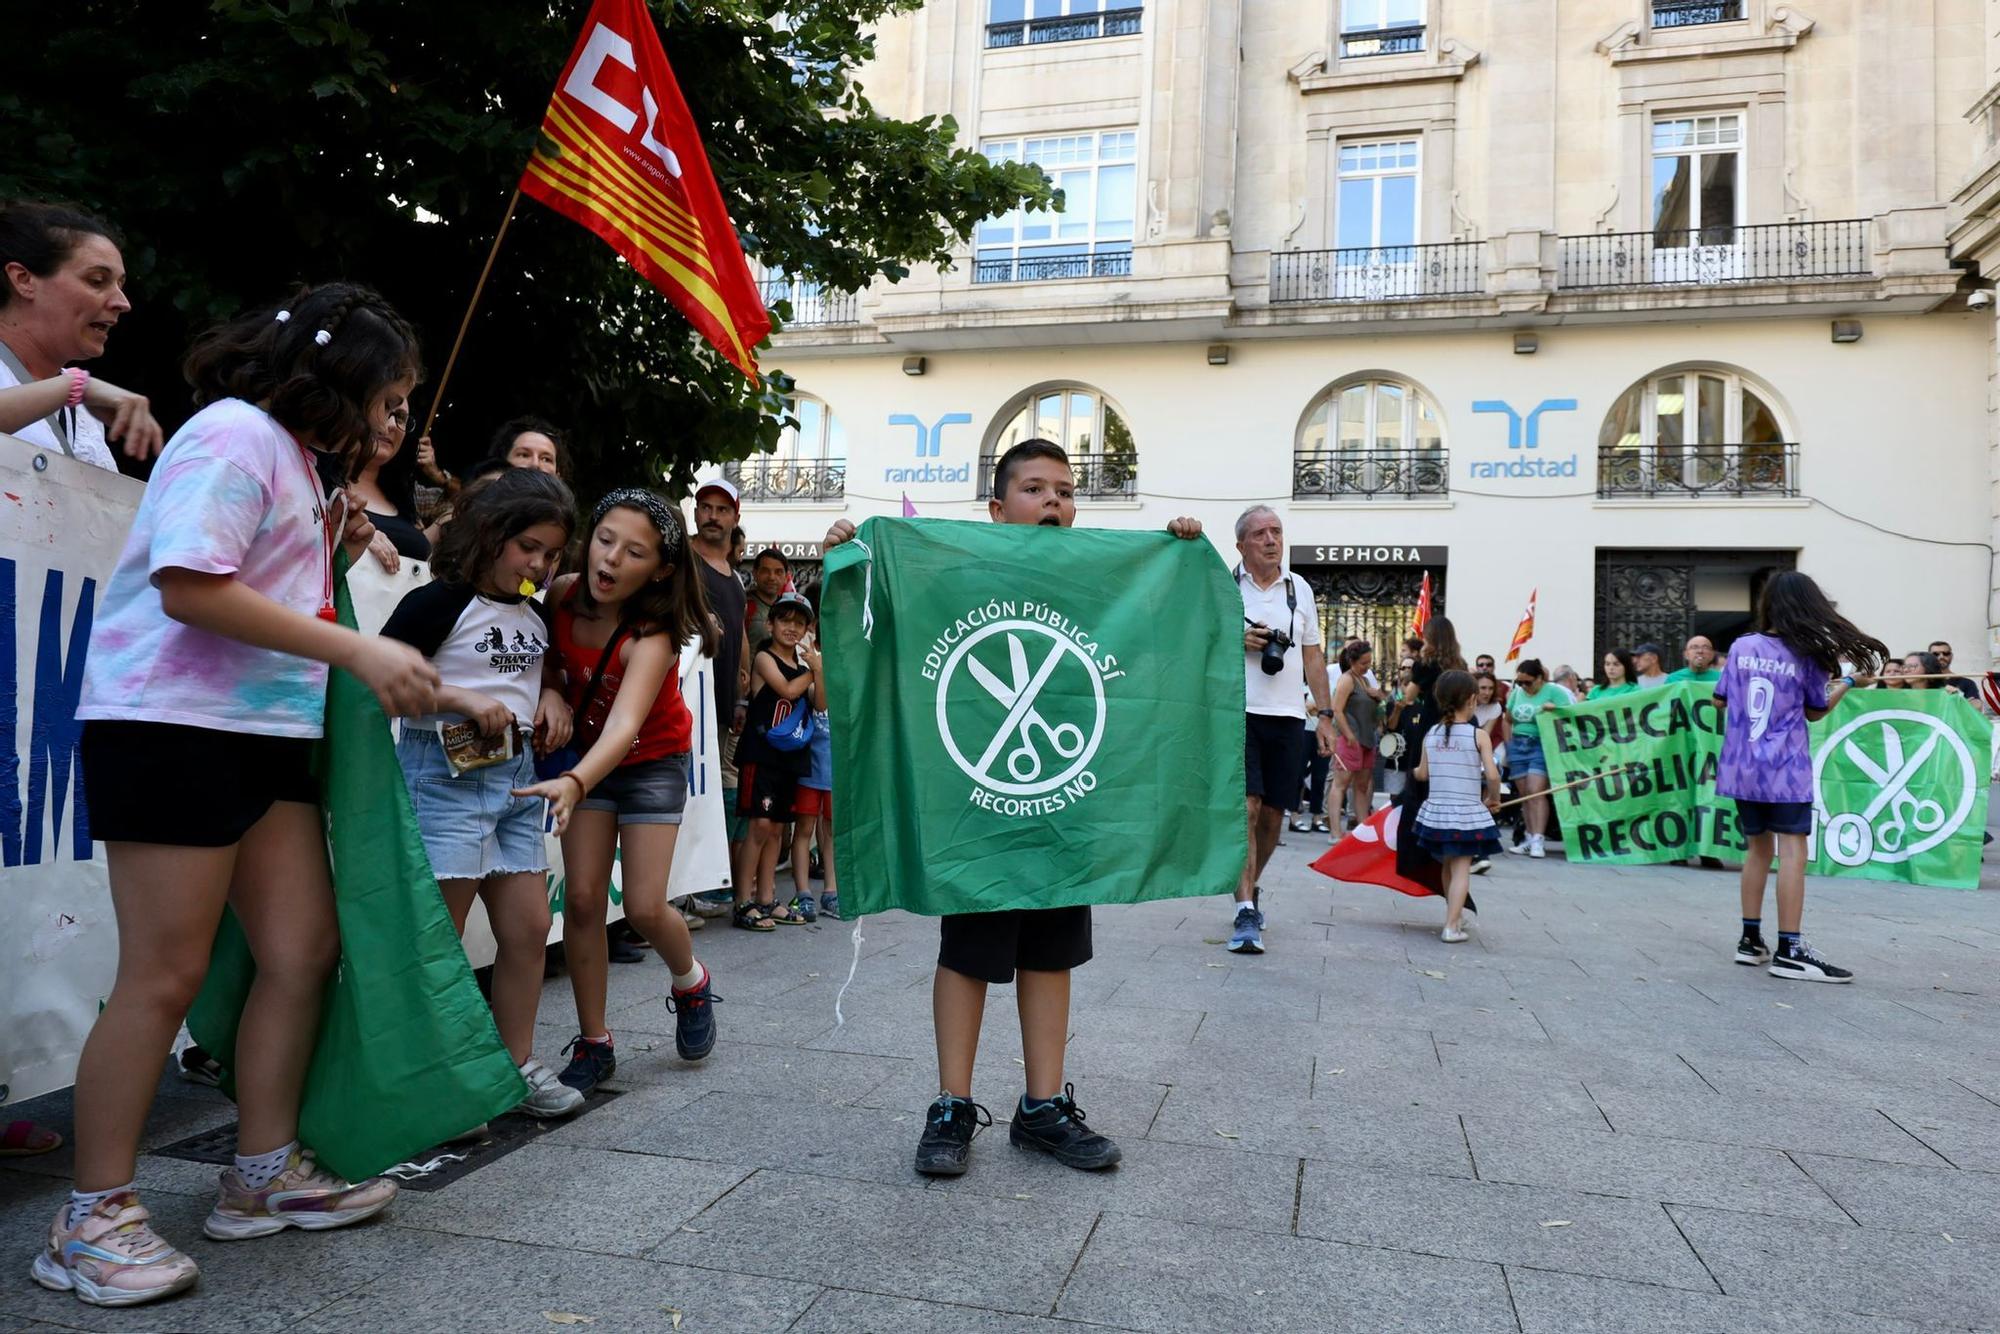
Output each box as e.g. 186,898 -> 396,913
152,1090 -> 622,1194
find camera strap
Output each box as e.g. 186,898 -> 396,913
1234,564 -> 1297,641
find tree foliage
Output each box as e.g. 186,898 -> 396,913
1,0 -> 1051,493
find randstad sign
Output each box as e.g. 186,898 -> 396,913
1467,397 -> 1580,480
884,412 -> 974,485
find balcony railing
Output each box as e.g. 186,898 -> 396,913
1340,23 -> 1425,57
1270,242 -> 1485,304
1558,220 -> 1871,289
973,250 -> 1133,284
1597,445 -> 1798,499
723,457 -> 846,504
1651,0 -> 1745,27
986,6 -> 1143,48
978,451 -> 1137,500
1293,448 -> 1450,501
758,278 -> 859,327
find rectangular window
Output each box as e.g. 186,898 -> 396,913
1335,138 -> 1421,250
1650,114 -> 1742,247
977,132 -> 1138,282
987,0 -> 1141,48
1650,1 -> 1746,29
1340,0 -> 1425,56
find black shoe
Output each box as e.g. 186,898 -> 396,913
557,1035 -> 617,1093
1010,1083 -> 1122,1171
607,925 -> 644,964
1734,932 -> 1770,966
1769,938 -> 1854,984
915,1095 -> 991,1177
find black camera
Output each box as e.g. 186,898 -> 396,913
1259,626 -> 1293,675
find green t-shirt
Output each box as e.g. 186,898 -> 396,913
1591,682 -> 1640,699
1507,682 -> 1573,739
1665,667 -> 1721,685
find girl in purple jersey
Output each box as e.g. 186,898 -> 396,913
1714,571 -> 1886,983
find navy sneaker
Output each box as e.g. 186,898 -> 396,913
556,1035 -> 616,1094
1010,1084 -> 1121,1170
1228,904 -> 1264,954
819,894 -> 842,921
915,1095 -> 991,1177
666,972 -> 721,1061
791,893 -> 818,924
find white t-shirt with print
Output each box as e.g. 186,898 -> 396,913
1239,567 -> 1323,718
0,353 -> 118,472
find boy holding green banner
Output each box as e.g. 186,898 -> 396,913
820,440 -> 1231,1180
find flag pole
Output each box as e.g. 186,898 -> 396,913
419,186 -> 523,444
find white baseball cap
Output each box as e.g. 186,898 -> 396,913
695,477 -> 741,508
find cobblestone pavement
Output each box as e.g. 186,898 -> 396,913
5,832 -> 1999,1332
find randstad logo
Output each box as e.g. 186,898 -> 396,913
1468,398 -> 1579,479
921,601 -> 1125,817
884,413 -> 973,484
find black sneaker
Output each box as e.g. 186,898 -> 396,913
1734,932 -> 1771,966
557,1035 -> 617,1093
1769,937 -> 1854,984
666,973 -> 721,1061
1010,1083 -> 1122,1171
915,1095 -> 991,1177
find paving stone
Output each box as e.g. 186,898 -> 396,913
651,1172 -> 1095,1315
788,1288 -> 1144,1333
1506,1266 -> 1931,1333
1147,1086 -> 1474,1177
1056,1210 -> 1517,1333
1586,1084 -> 1948,1166
1462,1118 -> 1850,1222
1670,1202 -> 2000,1328
1295,1161 -> 1716,1290
1794,1151 -> 2000,1239
596,1090 -> 921,1187
1436,1035 -> 1718,1095
1879,1103 -> 2000,1173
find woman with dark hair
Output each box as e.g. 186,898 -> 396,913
0,200 -> 162,468
1327,638 -> 1384,833
351,398 -> 431,571
1500,658 -> 1573,859
488,414 -> 568,478
1594,649 -> 1639,698
1901,651 -> 1953,693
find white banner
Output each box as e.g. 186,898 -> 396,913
1,437 -> 139,1105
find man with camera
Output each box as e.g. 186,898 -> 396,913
1232,506 -> 1336,954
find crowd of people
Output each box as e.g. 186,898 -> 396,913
0,196 -> 1975,1311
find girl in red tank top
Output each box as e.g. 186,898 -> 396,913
513,489 -> 720,1091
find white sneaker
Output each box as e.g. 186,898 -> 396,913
680,907 -> 705,932
1469,858 -> 1492,876
1289,816 -> 1311,832
1441,925 -> 1470,943
1528,836 -> 1547,859
1505,839 -> 1530,855
517,1058 -> 585,1117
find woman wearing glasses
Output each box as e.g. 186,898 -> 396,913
350,401 -> 433,572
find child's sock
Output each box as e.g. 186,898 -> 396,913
66,1184 -> 131,1229
1020,1092 -> 1059,1117
1778,931 -> 1801,951
583,1032 -> 612,1045
1742,917 -> 1763,936
233,1141 -> 297,1189
671,960 -> 707,992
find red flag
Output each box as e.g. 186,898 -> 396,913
1410,571 -> 1433,639
1311,805 -> 1439,899
521,0 -> 772,378
1981,671 -> 2000,716
1504,588 -> 1537,663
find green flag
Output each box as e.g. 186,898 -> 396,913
1809,689 -> 1990,889
188,557 -> 525,1181
821,517 -> 1246,917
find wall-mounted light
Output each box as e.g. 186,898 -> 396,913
1206,345 -> 1230,366
1513,332 -> 1539,355
1830,320 -> 1863,344
902,355 -> 927,376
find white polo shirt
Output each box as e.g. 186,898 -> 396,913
1238,567 -> 1322,718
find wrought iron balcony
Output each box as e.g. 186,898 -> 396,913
1597,445 -> 1798,499
986,6 -> 1143,48
972,250 -> 1133,284
977,451 -> 1137,500
723,457 -> 846,504
1270,242 -> 1485,304
758,278 -> 859,327
1558,219 -> 1870,289
1340,23 -> 1425,56
1651,0 -> 1745,27
1293,448 -> 1450,501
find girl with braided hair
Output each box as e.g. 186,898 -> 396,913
37,284 -> 436,1308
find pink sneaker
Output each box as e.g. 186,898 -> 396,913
203,1148 -> 398,1241
31,1191 -> 199,1307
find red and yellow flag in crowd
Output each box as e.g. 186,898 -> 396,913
521,0 -> 772,378
1505,588 -> 1537,662
1409,571 -> 1433,639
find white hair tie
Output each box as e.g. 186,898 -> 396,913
274,310 -> 291,323
314,330 -> 332,346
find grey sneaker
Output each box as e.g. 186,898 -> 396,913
517,1057 -> 585,1117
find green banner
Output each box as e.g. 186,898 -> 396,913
821,517 -> 1247,917
1542,682 -> 1991,889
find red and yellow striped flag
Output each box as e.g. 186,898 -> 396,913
1409,571 -> 1433,639
1505,588 -> 1537,663
521,0 -> 771,378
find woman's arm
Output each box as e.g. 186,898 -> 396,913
1330,673 -> 1358,744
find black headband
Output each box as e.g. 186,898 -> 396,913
592,488 -> 685,565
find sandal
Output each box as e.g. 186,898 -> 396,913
0,1120 -> 62,1157
733,902 -> 776,932
765,902 -> 809,925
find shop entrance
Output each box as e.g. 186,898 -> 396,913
1290,545 -> 1448,660
1593,548 -> 1795,666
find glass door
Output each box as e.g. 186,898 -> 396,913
1650,115 -> 1742,283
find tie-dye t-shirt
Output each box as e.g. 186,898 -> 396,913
1714,632 -> 1829,804
77,398 -> 337,738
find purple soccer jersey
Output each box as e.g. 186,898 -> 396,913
1714,632 -> 1829,804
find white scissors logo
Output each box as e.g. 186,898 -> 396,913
1812,711 -> 1975,867
935,619 -> 1106,797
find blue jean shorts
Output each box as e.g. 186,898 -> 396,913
578,753 -> 691,826
1506,733 -> 1548,777
396,730 -> 548,882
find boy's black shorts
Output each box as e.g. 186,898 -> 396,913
938,906 -> 1092,985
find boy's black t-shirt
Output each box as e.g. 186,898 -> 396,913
741,650 -> 811,775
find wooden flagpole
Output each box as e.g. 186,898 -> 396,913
419,187 -> 523,444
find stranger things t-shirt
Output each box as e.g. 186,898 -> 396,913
1714,632 -> 1828,804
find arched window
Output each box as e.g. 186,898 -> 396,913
1294,374 -> 1447,499
1598,366 -> 1794,497
984,384 -> 1137,499
727,392 -> 847,502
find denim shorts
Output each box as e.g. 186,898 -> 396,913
1506,733 -> 1548,777
578,753 -> 691,826
396,730 -> 548,882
